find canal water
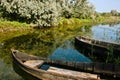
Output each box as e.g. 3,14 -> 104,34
0,23 -> 120,80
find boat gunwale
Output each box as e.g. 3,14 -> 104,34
75,36 -> 120,50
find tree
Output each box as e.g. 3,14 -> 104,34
56,0 -> 95,19
71,0 -> 95,19
55,0 -> 73,18
0,0 -> 96,27
111,10 -> 119,16
0,0 -> 60,28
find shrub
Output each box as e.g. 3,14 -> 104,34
0,0 -> 60,28
0,0 -> 96,28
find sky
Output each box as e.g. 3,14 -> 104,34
88,0 -> 120,12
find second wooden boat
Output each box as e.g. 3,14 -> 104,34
75,36 -> 120,56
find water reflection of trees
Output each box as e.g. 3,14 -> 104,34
0,24 -> 94,65
0,24 -> 90,63
2,26 -> 79,57
1,27 -> 80,80
0,24 -> 94,80
3,32 -> 57,57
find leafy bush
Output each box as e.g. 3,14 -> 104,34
0,0 -> 60,28
71,0 -> 95,19
0,0 -> 95,28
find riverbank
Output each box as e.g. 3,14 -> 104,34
0,20 -> 30,32
0,16 -> 120,32
59,16 -> 120,26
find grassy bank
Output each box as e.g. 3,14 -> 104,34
96,16 -> 120,24
0,16 -> 120,32
59,16 -> 120,26
0,19 -> 30,32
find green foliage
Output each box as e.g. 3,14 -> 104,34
111,10 -> 119,16
0,0 -> 96,28
0,21 -> 28,27
100,12 -> 111,17
0,0 -> 60,28
58,17 -> 94,27
71,0 -> 95,19
96,17 -> 106,22
57,0 -> 73,18
0,20 -> 29,32
57,0 -> 95,19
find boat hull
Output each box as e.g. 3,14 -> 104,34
11,50 -> 99,80
13,62 -> 40,80
11,49 -> 120,80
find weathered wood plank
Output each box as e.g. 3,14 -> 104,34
24,60 -> 44,68
48,67 -> 99,79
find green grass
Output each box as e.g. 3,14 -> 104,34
0,12 -> 30,31
0,19 -> 30,32
59,16 -> 120,27
0,16 -> 120,32
58,18 -> 94,26
96,16 -> 120,23
0,20 -> 29,27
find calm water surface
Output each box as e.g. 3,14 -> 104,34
90,23 -> 120,43
0,23 -> 120,80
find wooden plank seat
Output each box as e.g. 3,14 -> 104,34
24,60 -> 44,68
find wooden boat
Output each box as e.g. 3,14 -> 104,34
75,36 -> 120,56
11,49 -> 120,80
11,49 -> 99,80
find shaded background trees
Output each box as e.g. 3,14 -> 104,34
0,0 -> 95,28
111,10 -> 119,16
